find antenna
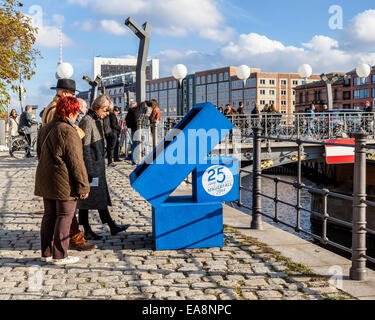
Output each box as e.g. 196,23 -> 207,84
59,24 -> 63,65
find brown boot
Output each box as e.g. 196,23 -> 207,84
69,241 -> 97,251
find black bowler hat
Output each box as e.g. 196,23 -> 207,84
50,79 -> 80,92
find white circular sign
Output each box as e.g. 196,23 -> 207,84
202,165 -> 234,197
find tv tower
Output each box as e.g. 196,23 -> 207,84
55,25 -> 74,79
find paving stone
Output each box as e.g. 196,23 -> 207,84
256,290 -> 283,299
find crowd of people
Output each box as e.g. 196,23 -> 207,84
29,78 -> 162,265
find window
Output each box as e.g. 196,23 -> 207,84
219,73 -> 223,81
269,100 -> 275,105
196,77 -> 201,85
354,77 -> 369,86
373,88 -> 375,98
281,100 -> 287,106
269,80 -> 275,85
260,79 -> 266,85
213,74 -> 217,82
354,89 -> 370,99
207,75 -> 211,83
201,76 -> 206,84
281,90 -> 287,95
343,91 -> 351,100
281,80 -> 287,85
293,80 -> 299,86
269,90 -> 275,95
224,72 -> 229,81
260,100 -> 266,105
260,89 -> 266,95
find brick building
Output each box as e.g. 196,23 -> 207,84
146,66 -> 320,116
295,67 -> 375,112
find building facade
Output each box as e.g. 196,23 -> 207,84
295,67 -> 375,112
93,57 -> 159,80
146,67 -> 319,116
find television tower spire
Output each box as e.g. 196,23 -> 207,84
59,24 -> 63,65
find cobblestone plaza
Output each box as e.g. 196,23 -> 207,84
0,153 -> 354,300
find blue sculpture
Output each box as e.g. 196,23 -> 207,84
130,102 -> 239,250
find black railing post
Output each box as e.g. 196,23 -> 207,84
350,131 -> 368,281
251,121 -> 263,230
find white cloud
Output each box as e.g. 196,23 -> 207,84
343,9 -> 375,49
100,20 -> 128,36
25,9 -> 74,48
74,19 -> 128,36
69,0 -> 230,42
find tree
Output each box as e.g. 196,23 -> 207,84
0,0 -> 40,118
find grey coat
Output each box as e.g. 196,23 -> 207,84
18,112 -> 37,135
77,109 -> 112,210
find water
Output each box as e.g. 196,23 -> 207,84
230,172 -> 317,241
230,172 -> 375,269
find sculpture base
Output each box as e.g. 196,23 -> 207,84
152,197 -> 223,250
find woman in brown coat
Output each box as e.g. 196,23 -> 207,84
35,96 -> 90,265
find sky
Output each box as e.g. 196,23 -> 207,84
10,0 -> 375,112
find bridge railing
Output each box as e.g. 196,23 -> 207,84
225,112 -> 375,141
236,124 -> 375,281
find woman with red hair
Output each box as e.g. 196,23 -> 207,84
34,96 -> 90,265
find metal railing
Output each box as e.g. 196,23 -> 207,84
237,122 -> 375,281
226,112 -> 375,141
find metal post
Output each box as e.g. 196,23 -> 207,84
125,17 -> 152,106
350,131 -> 368,281
251,124 -> 263,230
151,120 -> 157,150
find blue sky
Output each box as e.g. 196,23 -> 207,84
11,0 -> 375,111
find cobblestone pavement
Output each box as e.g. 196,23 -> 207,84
0,153 -> 355,300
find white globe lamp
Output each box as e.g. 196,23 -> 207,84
236,65 -> 251,86
172,64 -> 188,85
356,63 -> 371,79
56,62 -> 74,79
298,64 -> 312,79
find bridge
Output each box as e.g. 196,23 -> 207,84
130,111 -> 375,169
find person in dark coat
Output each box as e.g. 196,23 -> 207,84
125,102 -> 139,164
237,101 -> 245,114
34,96 -> 90,265
18,105 -> 38,157
77,95 -> 129,240
104,105 -> 122,166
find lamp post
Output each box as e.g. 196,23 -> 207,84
298,64 -> 312,111
320,73 -> 340,110
83,75 -> 102,107
356,64 -> 371,109
172,64 -> 188,116
125,17 -> 152,106
236,65 -> 251,109
56,62 -> 74,80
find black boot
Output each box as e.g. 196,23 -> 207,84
83,225 -> 103,240
108,220 -> 130,236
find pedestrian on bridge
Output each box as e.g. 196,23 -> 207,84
35,96 -> 90,265
305,104 -> 316,136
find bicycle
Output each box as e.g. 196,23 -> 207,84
9,125 -> 39,159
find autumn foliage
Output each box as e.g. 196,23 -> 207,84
0,0 -> 40,117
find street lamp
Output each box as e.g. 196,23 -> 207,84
83,74 -> 102,107
56,62 -> 74,79
298,64 -> 313,111
236,65 -> 251,110
172,64 -> 188,116
125,17 -> 152,106
320,73 -> 340,110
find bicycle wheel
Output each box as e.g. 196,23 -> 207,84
9,136 -> 27,159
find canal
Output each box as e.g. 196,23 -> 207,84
229,172 -> 375,270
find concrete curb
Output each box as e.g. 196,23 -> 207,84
223,204 -> 375,300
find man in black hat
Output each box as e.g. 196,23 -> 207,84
41,79 -> 80,126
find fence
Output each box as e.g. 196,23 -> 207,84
237,121 -> 375,281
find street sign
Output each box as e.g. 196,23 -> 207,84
325,138 -> 355,164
